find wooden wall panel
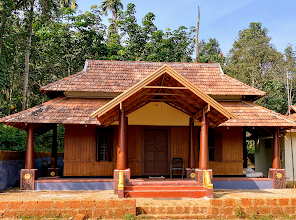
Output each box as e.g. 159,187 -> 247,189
127,126 -> 142,176
170,127 -> 199,172
64,125 -> 244,176
210,162 -> 243,175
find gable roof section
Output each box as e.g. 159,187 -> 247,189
41,60 -> 266,99
91,64 -> 236,126
219,100 -> 296,127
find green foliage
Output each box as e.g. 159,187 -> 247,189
0,124 -> 64,152
0,124 -> 26,151
124,213 -> 135,220
235,205 -> 243,219
199,38 -> 224,64
247,140 -> 255,156
224,22 -> 289,114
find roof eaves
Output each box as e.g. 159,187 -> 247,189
242,100 -> 296,125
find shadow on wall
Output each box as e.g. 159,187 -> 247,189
0,157 -> 64,191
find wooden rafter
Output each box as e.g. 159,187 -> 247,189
166,102 -> 194,116
144,86 -> 187,89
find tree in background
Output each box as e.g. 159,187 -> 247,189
199,38 -> 223,64
284,44 -> 296,107
100,0 -> 123,34
224,22 -> 286,113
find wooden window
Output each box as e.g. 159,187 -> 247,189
96,129 -> 113,161
208,129 -> 223,161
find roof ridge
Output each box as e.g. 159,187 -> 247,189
87,59 -> 220,66
242,100 -> 296,125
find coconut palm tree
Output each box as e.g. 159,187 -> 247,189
100,0 -> 123,33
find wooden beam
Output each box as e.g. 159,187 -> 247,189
193,110 -> 203,120
166,102 -> 193,116
144,93 -> 182,96
144,86 -> 187,89
262,127 -> 273,135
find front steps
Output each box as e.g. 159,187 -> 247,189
124,180 -> 207,198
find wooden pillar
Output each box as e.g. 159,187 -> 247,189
243,127 -> 248,168
199,107 -> 208,170
188,117 -> 195,168
117,105 -> 127,170
25,123 -> 34,169
51,124 -> 58,168
272,127 -> 280,169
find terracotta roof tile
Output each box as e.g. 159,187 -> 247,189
41,60 -> 265,97
2,98 -> 295,128
0,97 -> 111,126
219,100 -> 296,127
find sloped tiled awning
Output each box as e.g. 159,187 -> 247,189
0,97 -> 111,133
219,100 -> 296,127
91,65 -> 236,126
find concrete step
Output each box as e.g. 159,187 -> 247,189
125,185 -> 204,190
129,180 -> 198,186
124,189 -> 207,198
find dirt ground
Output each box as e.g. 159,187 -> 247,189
1,188 -> 296,207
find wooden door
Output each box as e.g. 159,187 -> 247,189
144,129 -> 168,175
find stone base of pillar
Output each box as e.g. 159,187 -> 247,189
47,168 -> 60,177
268,168 -> 286,189
20,169 -> 38,190
195,169 -> 213,186
186,168 -> 196,179
113,168 -> 130,195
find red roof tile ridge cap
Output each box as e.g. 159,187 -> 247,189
86,59 -> 219,66
242,100 -> 296,125
221,74 -> 266,96
1,96 -> 66,123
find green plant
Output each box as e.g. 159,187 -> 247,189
236,205 -> 243,219
250,212 -> 257,219
260,214 -> 274,220
124,213 -> 135,220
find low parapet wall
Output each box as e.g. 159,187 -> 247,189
0,199 -> 136,219
0,150 -> 64,191
0,197 -> 295,219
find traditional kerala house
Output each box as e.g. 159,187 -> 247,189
1,60 -> 295,197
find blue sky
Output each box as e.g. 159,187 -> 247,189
77,0 -> 296,56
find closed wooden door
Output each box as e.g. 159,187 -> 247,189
144,129 -> 168,175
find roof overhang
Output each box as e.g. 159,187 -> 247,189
91,65 -> 236,126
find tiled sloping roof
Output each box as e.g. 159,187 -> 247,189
0,97 -> 111,126
2,98 -> 295,128
219,101 -> 296,127
41,60 -> 266,97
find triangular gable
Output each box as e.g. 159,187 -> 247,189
91,65 -> 236,125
